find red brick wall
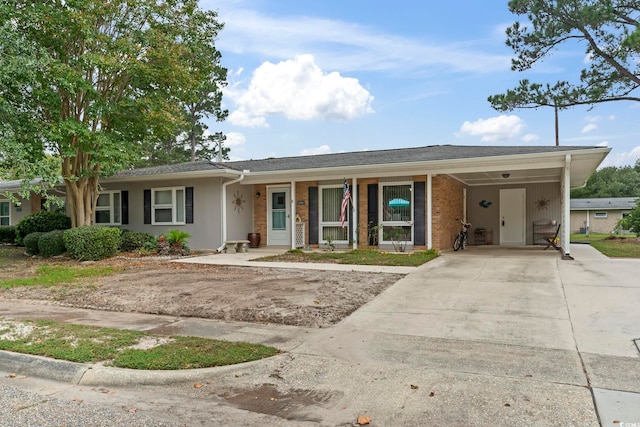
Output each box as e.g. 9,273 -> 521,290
432,175 -> 466,250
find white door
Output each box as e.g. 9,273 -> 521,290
500,188 -> 526,245
268,187 -> 291,246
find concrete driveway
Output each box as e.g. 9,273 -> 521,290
1,244 -> 639,426
297,244 -> 640,426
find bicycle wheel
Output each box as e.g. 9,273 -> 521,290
453,233 -> 462,251
461,233 -> 467,250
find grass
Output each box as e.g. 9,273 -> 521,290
257,248 -> 439,267
570,233 -> 640,258
0,265 -> 116,289
0,318 -> 280,369
0,247 -> 23,267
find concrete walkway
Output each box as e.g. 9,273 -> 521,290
1,244 -> 639,426
175,247 -> 417,274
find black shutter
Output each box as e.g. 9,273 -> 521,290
185,187 -> 194,224
414,181 -> 426,245
121,191 -> 129,225
308,187 -> 318,245
143,189 -> 151,224
367,184 -> 378,245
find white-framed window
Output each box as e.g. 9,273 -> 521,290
0,200 -> 10,226
94,191 -> 121,225
152,187 -> 185,225
622,211 -> 631,219
594,211 -> 608,219
380,182 -> 413,244
319,185 -> 349,243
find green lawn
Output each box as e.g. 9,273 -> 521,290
570,233 -> 640,258
0,318 -> 280,369
257,248 -> 439,267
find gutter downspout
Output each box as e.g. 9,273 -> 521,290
217,170 -> 248,252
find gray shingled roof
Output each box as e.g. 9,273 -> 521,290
223,145 -> 599,173
111,160 -> 227,178
570,197 -> 638,210
7,145 -> 604,183
117,144 -> 590,177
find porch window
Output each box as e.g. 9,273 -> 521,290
320,186 -> 348,243
0,200 -> 9,226
152,187 -> 185,225
94,191 -> 121,225
380,183 -> 413,244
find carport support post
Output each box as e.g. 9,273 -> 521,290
562,155 -> 571,257
427,174 -> 433,250
352,177 -> 357,249
291,180 -> 296,250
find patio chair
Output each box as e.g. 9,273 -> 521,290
544,223 -> 561,250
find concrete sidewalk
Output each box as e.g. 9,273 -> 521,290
1,244 -> 639,426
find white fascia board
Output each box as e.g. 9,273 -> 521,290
102,168 -> 243,183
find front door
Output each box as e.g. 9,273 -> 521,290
268,187 -> 291,246
500,188 -> 526,245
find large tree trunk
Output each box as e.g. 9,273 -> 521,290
62,154 -> 99,227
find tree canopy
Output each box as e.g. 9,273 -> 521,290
571,159 -> 640,198
489,0 -> 640,111
0,0 -> 227,226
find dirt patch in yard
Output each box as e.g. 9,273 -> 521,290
0,253 -> 403,328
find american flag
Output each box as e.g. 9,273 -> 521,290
340,179 -> 351,229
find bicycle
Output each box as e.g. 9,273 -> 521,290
453,219 -> 471,251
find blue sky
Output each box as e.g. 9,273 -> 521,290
200,0 -> 640,167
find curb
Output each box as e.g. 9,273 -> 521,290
0,350 -> 287,387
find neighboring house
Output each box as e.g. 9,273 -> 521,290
570,197 -> 638,234
0,180 -> 60,226
1,145 -> 610,257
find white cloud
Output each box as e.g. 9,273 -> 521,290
608,114 -> 616,120
226,54 -> 374,127
225,132 -> 246,146
522,133 -> 539,142
582,123 -> 598,134
227,110 -> 269,128
213,6 -> 511,74
458,115 -> 525,143
600,145 -> 640,167
597,141 -> 609,147
300,144 -> 332,156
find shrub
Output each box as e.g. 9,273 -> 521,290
63,226 -> 121,261
15,210 -> 71,246
0,226 -> 16,244
23,232 -> 45,255
38,230 -> 66,258
619,198 -> 640,236
120,230 -> 156,252
157,229 -> 191,256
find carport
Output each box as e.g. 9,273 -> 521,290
444,148 -> 610,257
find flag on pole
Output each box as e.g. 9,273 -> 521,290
340,179 -> 351,229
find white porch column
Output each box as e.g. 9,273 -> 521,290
562,155 -> 571,257
352,177 -> 358,249
291,180 -> 296,250
427,174 -> 433,250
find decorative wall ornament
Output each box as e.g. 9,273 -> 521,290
479,199 -> 493,209
232,190 -> 245,213
536,197 -> 550,210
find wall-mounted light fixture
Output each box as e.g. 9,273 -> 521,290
502,173 -> 510,179
255,191 -> 261,199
